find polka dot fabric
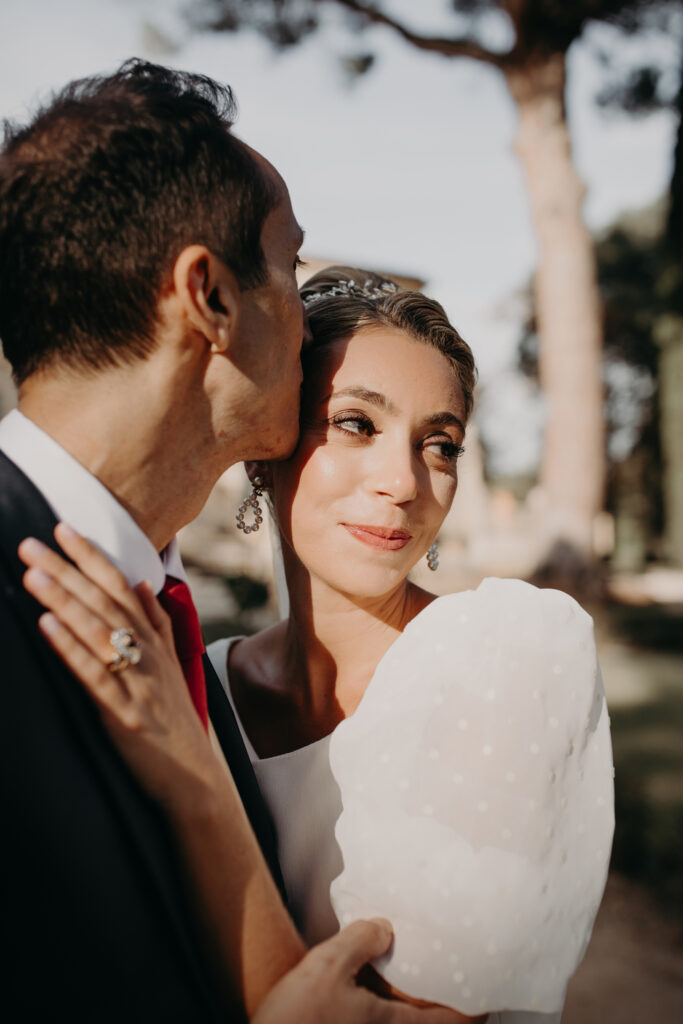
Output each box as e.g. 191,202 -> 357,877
329,578 -> 614,1015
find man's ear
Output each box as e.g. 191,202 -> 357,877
172,245 -> 239,352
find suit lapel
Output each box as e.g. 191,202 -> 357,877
204,651 -> 287,899
0,452 -> 225,1018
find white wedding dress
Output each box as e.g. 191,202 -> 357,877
208,578 -> 614,1022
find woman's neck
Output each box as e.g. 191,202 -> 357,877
231,571 -> 435,758
284,578 -> 424,716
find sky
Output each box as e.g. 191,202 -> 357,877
0,0 -> 678,470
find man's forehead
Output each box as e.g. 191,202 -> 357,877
244,141 -> 302,241
243,141 -> 285,195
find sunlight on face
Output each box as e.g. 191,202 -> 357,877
270,326 -> 467,599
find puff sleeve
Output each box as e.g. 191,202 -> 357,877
329,578 -> 614,1016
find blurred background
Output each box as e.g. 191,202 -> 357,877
1,1 -> 681,1019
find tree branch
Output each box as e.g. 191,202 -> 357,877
328,0 -> 504,67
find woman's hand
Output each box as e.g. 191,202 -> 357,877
18,525 -> 489,1023
19,523 -> 311,1012
18,523 -> 219,815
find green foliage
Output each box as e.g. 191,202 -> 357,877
188,1 -> 682,67
189,0 -> 320,49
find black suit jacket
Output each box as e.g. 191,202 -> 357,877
0,451 -> 284,1022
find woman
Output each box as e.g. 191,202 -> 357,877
20,267 -> 613,1021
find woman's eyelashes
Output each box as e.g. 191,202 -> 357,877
328,413 -> 465,462
423,437 -> 466,462
329,412 -> 375,437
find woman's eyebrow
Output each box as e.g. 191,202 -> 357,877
325,388 -> 465,434
421,411 -> 466,434
325,386 -> 396,412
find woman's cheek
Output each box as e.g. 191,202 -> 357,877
300,441 -> 356,494
317,446 -> 352,485
433,468 -> 458,517
288,452 -> 340,541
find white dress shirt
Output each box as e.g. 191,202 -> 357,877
0,409 -> 235,755
0,408 -> 185,592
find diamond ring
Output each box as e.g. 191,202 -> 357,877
107,627 -> 142,673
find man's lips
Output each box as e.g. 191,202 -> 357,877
342,524 -> 412,550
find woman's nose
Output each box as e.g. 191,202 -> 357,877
369,440 -> 418,504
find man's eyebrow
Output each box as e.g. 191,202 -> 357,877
325,386 -> 396,412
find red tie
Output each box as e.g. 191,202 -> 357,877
158,576 -> 209,732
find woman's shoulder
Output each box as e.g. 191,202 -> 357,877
414,577 -> 594,646
206,620 -> 286,686
431,575 -> 590,616
334,579 -> 602,732
355,577 -> 602,727
330,577 -> 614,1015
206,635 -> 242,684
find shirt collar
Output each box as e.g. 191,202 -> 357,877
0,409 -> 185,593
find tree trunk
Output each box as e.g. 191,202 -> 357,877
507,53 -> 605,559
658,55 -> 683,566
655,316 -> 683,566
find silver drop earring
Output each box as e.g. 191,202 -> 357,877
426,541 -> 439,571
236,477 -> 264,534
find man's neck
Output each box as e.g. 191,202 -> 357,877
18,365 -> 224,550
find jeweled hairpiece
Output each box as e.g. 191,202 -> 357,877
302,278 -> 400,309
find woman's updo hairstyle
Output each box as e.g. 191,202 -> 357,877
300,266 -> 477,420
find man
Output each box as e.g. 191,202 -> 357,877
0,60 -> 458,1022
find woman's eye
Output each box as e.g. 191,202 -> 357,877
294,255 -> 306,271
424,437 -> 465,461
329,414 -> 375,437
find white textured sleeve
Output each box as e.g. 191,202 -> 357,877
329,578 -> 614,1017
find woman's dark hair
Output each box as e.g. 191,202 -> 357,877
0,59 -> 278,383
301,266 -> 477,420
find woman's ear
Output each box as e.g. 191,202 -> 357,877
172,245 -> 240,352
244,461 -> 272,491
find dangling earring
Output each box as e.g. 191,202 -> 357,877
236,477 -> 264,534
426,541 -> 439,571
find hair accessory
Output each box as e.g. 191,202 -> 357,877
236,477 -> 264,534
426,541 -> 439,572
302,278 -> 399,309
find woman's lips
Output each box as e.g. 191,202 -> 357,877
342,524 -> 412,551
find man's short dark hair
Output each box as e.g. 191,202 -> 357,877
0,59 -> 279,383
